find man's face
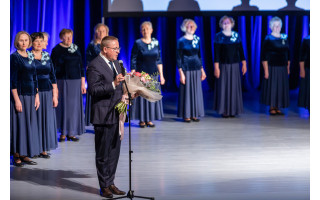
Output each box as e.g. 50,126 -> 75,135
104,40 -> 120,61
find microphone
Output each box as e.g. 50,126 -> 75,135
118,60 -> 126,76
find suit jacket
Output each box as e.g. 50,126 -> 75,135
87,55 -> 123,125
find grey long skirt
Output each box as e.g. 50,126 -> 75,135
298,68 -> 310,110
213,63 -> 243,115
56,79 -> 85,136
260,66 -> 290,108
85,94 -> 92,126
178,69 -> 205,119
131,96 -> 164,122
10,95 -> 40,157
37,90 -> 58,151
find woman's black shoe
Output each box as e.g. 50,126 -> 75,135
139,122 -> 146,128
191,118 -> 200,122
67,136 -> 79,142
13,157 -> 24,167
276,109 -> 284,115
221,114 -> 229,118
184,118 -> 191,123
20,157 -> 37,165
59,135 -> 66,142
147,122 -> 155,127
39,153 -> 50,159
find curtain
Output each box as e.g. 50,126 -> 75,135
10,0 -> 74,54
10,0 -> 310,91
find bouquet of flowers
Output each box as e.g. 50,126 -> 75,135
125,71 -> 162,100
115,71 -> 163,140
115,71 -> 162,114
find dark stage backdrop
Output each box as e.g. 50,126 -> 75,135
10,0 -> 309,92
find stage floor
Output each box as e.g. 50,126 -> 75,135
10,90 -> 310,200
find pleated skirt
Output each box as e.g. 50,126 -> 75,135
298,68 -> 310,110
177,69 -> 205,118
131,96 -> 164,122
213,63 -> 243,115
260,66 -> 290,108
85,94 -> 92,126
56,79 -> 85,136
10,95 -> 40,157
37,90 -> 58,151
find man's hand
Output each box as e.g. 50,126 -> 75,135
114,74 -> 125,86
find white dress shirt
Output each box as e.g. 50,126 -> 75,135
99,53 -> 118,89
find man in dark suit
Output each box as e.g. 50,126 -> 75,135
87,36 -> 126,198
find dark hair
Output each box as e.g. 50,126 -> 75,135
30,32 -> 44,42
59,28 -> 73,39
100,36 -> 119,51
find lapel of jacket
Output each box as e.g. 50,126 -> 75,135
97,55 -> 114,80
113,60 -> 121,75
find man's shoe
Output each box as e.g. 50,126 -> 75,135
109,185 -> 126,195
100,187 -> 113,198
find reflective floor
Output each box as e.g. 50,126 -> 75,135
10,90 -> 310,200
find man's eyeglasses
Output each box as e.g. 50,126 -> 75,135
106,47 -> 121,52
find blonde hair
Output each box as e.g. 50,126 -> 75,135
180,19 -> 197,32
219,15 -> 235,29
94,23 -> 109,40
41,32 -> 50,40
14,31 -> 32,49
140,21 -> 153,30
269,16 -> 282,30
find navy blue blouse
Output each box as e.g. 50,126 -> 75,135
299,35 -> 310,69
130,38 -> 162,74
261,34 -> 290,66
34,51 -> 57,92
214,31 -> 246,64
176,35 -> 202,71
86,41 -> 101,66
10,51 -> 38,96
51,43 -> 84,79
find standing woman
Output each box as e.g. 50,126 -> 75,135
177,19 -> 206,122
11,31 -> 40,166
131,21 -> 165,128
85,23 -> 109,126
31,32 -> 58,158
260,16 -> 290,115
51,28 -> 86,142
41,32 -> 50,50
213,16 -> 247,118
298,35 -> 310,111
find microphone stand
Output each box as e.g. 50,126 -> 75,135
111,74 -> 154,200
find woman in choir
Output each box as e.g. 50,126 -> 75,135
130,21 -> 165,127
213,15 -> 247,118
11,31 -> 40,166
51,28 -> 86,141
260,16 -> 290,115
298,35 -> 310,111
31,32 -> 58,158
85,23 -> 109,126
177,19 -> 206,122
41,32 -> 50,50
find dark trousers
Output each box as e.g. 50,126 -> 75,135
94,124 -> 121,189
